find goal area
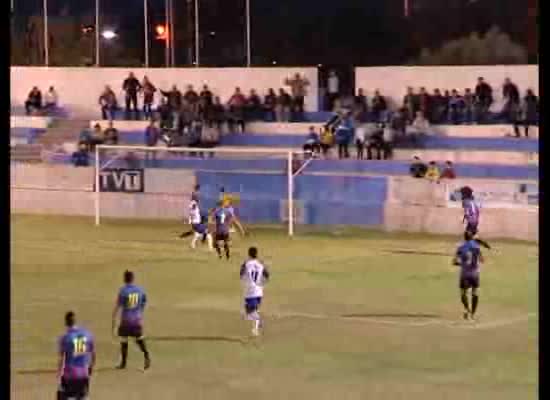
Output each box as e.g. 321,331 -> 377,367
94,145 -> 316,236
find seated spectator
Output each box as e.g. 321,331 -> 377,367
284,73 -> 309,120
161,85 -> 183,110
353,88 -> 368,123
263,89 -> 277,122
443,90 -> 451,119
448,89 -> 464,124
71,142 -> 90,167
410,111 -> 431,134
335,113 -> 354,159
44,86 -> 58,112
228,88 -> 246,133
276,88 -> 292,122
142,76 -> 157,120
81,123 -> 104,151
179,100 -> 195,134
462,88 -> 475,124
157,98 -> 172,130
103,121 -> 119,145
382,123 -> 394,160
303,126 -> 320,157
145,120 -> 160,147
425,161 -> 440,182
25,87 -> 42,115
319,125 -> 334,157
246,89 -> 262,121
371,90 -> 387,123
440,161 -> 456,179
364,123 -> 384,160
409,156 -> 427,178
431,88 -> 446,124
98,85 -> 118,120
389,108 -> 407,142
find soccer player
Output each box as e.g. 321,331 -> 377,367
453,231 -> 484,320
461,186 -> 491,249
57,311 -> 95,400
112,270 -> 151,370
212,200 -> 233,259
220,187 -> 247,236
240,247 -> 270,336
186,199 -> 213,250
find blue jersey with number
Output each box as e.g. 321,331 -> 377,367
58,327 -> 94,379
118,284 -> 147,325
456,240 -> 481,276
214,207 -> 232,234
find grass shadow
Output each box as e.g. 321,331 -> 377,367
383,249 -> 450,257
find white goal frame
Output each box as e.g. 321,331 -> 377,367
94,144 -> 310,236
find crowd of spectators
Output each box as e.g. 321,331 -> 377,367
409,157 -> 456,182
24,86 -> 59,115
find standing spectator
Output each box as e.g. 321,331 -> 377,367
161,85 -> 183,110
319,125 -> 334,158
431,89 -> 446,124
103,121 -> 119,145
199,85 -> 214,119
208,96 -> 226,131
515,89 -> 539,138
440,160 -> 456,179
43,86 -> 58,112
263,89 -> 277,122
382,123 -> 394,160
246,89 -> 262,121
98,85 -> 118,120
25,87 -> 42,115
285,73 -> 310,120
145,119 -> 160,147
474,77 -> 493,123
389,108 -> 408,143
425,161 -> 440,183
448,90 -> 464,125
71,142 -> 90,167
371,90 -> 387,123
462,88 -> 475,124
443,90 -> 451,121
353,88 -> 368,123
409,156 -> 427,178
276,88 -> 292,122
354,124 -> 366,160
184,85 -> 200,115
418,87 -> 431,118
335,114 -> 353,159
326,70 -> 340,111
303,126 -> 320,157
122,72 -> 142,118
141,76 -> 156,120
403,87 -> 418,123
502,77 -> 520,123
157,98 -> 172,130
228,88 -> 246,133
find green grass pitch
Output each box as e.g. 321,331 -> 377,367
11,215 -> 537,399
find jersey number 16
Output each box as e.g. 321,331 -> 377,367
73,337 -> 87,355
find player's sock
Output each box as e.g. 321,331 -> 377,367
224,243 -> 230,259
214,243 -> 222,258
475,238 -> 491,249
206,234 -> 213,250
136,339 -> 151,368
471,294 -> 479,316
118,342 -> 129,368
461,294 -> 470,314
191,233 -> 201,249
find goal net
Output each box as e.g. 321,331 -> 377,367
94,144 -> 313,236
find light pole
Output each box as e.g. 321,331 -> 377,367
195,0 -> 199,66
43,0 -> 49,66
144,0 -> 149,67
245,0 -> 251,67
95,0 -> 100,66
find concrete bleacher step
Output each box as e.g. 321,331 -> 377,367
11,144 -> 43,163
38,119 -> 89,150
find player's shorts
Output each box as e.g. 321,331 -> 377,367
192,223 -> 207,234
58,377 -> 89,399
215,232 -> 229,242
459,274 -> 480,290
118,322 -> 143,338
465,222 -> 479,235
244,297 -> 262,313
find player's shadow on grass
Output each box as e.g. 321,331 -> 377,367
16,366 -> 117,375
148,335 -> 248,345
342,312 -> 441,319
384,249 -> 449,257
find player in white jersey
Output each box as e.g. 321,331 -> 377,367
240,247 -> 269,336
187,200 -> 213,250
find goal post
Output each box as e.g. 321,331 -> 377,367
94,144 -> 306,236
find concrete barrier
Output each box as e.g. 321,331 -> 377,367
394,149 -> 532,166
10,115 -> 52,129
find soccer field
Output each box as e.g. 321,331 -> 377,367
11,215 -> 538,400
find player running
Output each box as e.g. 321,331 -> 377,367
57,311 -> 96,400
186,199 -> 213,250
461,186 -> 491,249
453,231 -> 484,320
112,270 -> 151,371
211,201 -> 233,260
240,247 -> 270,336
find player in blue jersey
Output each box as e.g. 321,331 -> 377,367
461,186 -> 491,249
112,270 -> 151,370
211,200 -> 233,259
219,187 -> 247,236
57,311 -> 95,400
453,231 -> 485,320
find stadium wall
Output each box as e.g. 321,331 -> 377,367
11,164 -> 537,241
10,67 -> 319,117
355,65 -> 539,109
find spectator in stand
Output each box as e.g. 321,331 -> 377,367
410,111 -> 431,134
246,89 -> 262,121
382,123 -> 394,160
179,100 -> 195,135
103,121 -> 119,145
25,87 -> 42,115
502,77 -> 520,123
403,87 -> 418,123
276,88 -> 292,122
335,113 -> 354,159
425,161 -> 440,183
431,88 -> 446,124
145,119 -> 160,147
354,123 -> 366,160
303,126 -> 320,157
443,90 -> 451,120
389,108 -> 407,143
264,89 -> 277,122
208,96 -> 226,131
71,142 -> 90,167
371,90 -> 387,123
462,88 -> 475,124
161,85 -> 183,110
228,88 -> 246,133
285,73 -> 309,120
418,87 -> 431,118
409,156 -> 427,178
157,97 -> 172,130
122,72 -> 142,118
82,123 -> 104,151
319,125 -> 334,158
474,77 -> 493,123
141,76 -> 156,120
184,85 -> 200,114
353,88 -> 368,123
440,161 -> 456,179
515,89 -> 539,138
98,85 -> 118,120
199,85 -> 214,119
365,123 -> 384,160
44,86 -> 59,113
448,89 -> 464,125
326,70 -> 340,111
